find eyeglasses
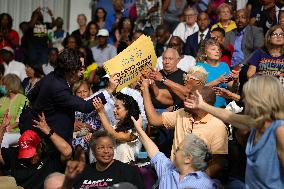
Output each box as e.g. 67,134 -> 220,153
96,146 -> 114,152
271,32 -> 284,38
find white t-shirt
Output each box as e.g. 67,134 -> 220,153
173,22 -> 199,42
4,60 -> 27,81
157,55 -> 196,72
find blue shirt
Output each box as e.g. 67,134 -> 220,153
245,120 -> 284,189
91,44 -> 117,66
248,49 -> 284,86
231,29 -> 245,67
151,152 -> 217,189
196,62 -> 230,107
105,11 -> 128,44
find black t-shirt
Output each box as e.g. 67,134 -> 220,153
26,22 -> 52,47
151,69 -> 186,109
71,29 -> 85,46
250,5 -> 276,33
1,147 -> 64,189
74,160 -> 145,189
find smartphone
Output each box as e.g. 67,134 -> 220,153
95,92 -> 107,105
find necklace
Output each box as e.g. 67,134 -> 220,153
25,78 -> 39,95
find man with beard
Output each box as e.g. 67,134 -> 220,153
226,9 -> 264,68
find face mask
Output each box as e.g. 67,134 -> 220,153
0,85 -> 7,95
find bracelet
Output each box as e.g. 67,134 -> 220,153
46,129 -> 54,138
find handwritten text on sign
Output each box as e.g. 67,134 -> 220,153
103,35 -> 157,91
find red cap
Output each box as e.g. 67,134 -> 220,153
18,130 -> 42,159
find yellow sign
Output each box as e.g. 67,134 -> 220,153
103,35 -> 157,91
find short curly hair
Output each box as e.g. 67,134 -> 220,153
115,92 -> 140,132
54,48 -> 82,76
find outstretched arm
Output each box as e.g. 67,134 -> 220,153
93,98 -> 135,142
62,148 -> 86,189
141,79 -> 163,126
185,90 -> 255,130
33,112 -> 72,160
150,83 -> 173,106
148,70 -> 188,101
131,115 -> 159,159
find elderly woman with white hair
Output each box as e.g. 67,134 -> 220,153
131,115 -> 217,189
185,75 -> 284,189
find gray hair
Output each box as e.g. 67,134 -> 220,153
184,66 -> 208,85
77,14 -> 87,21
183,134 -> 212,171
44,172 -> 65,189
184,7 -> 198,16
89,130 -> 116,150
162,48 -> 180,59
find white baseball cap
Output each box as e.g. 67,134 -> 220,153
97,29 -> 109,37
1,46 -> 14,55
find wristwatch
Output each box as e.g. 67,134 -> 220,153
161,76 -> 167,83
46,129 -> 55,138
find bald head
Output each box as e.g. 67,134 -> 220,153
44,172 -> 65,189
162,48 -> 180,73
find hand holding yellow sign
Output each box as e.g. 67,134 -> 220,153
103,35 -> 157,91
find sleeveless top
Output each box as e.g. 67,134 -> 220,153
245,120 -> 284,189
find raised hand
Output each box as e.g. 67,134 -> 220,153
148,69 -> 163,82
140,78 -> 152,91
184,90 -> 205,109
47,7 -> 53,17
62,149 -> 86,189
216,73 -> 227,84
107,74 -> 120,93
213,87 -> 232,99
92,97 -> 104,112
131,115 -> 143,130
33,112 -> 51,134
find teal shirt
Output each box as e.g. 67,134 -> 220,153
196,62 -> 230,107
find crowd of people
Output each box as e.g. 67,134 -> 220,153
0,0 -> 283,189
